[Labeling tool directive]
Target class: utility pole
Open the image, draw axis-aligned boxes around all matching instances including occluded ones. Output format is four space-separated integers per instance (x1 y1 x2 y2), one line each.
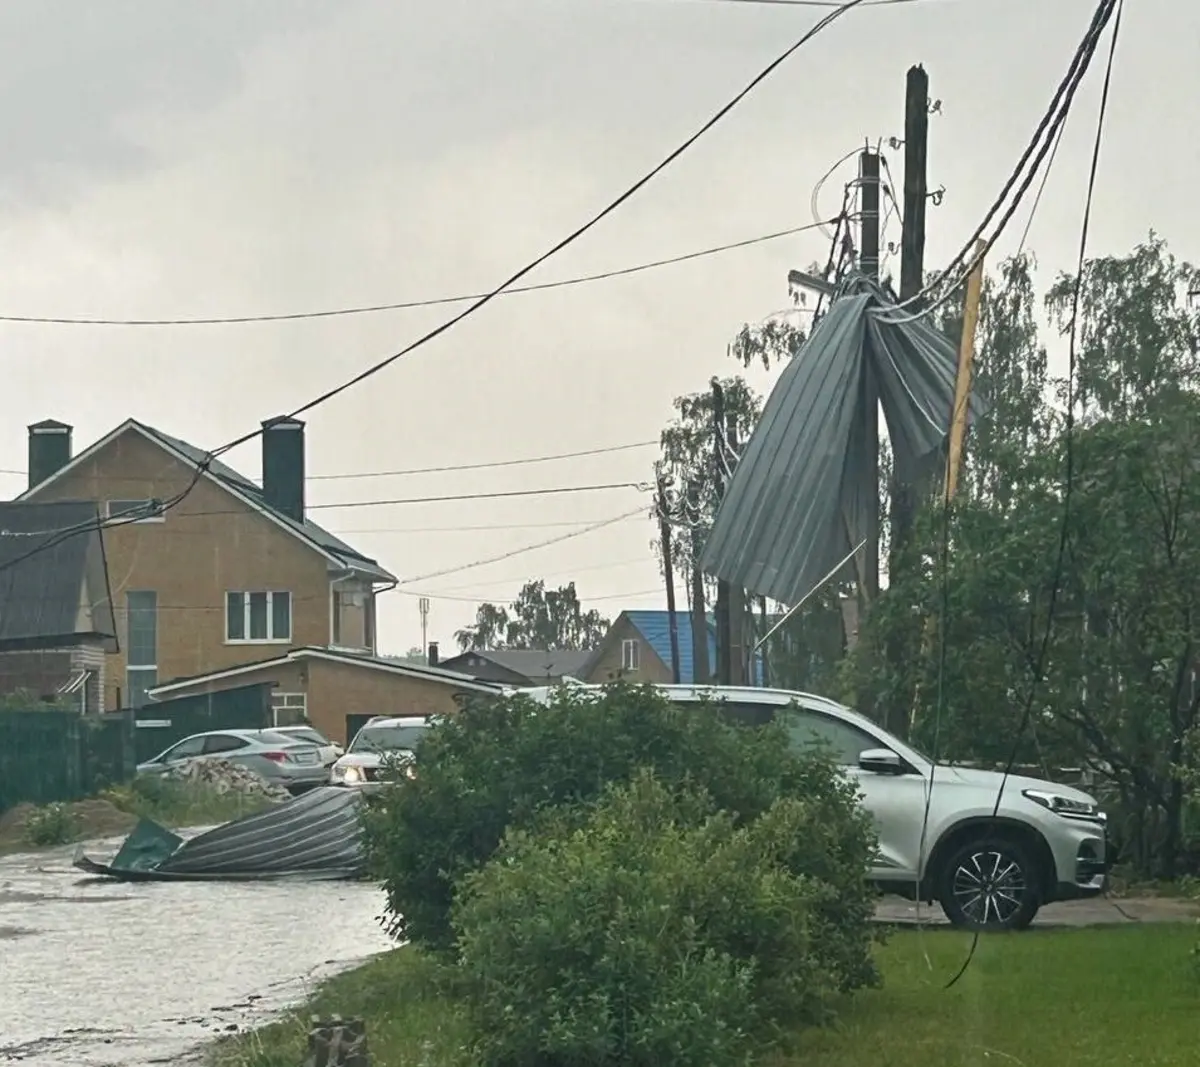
725 409 747 685
858 147 882 607
711 379 733 685
891 64 929 566
884 65 930 739
656 473 682 684
686 479 711 684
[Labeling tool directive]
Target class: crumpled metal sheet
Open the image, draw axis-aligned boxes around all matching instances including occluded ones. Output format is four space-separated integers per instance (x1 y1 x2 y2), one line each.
699 276 986 605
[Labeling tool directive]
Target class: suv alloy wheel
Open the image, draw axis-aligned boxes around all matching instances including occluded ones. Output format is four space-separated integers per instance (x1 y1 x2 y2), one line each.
937 837 1042 931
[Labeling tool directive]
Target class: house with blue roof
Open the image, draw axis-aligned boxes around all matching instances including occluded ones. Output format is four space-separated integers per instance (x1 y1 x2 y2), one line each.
578 610 763 686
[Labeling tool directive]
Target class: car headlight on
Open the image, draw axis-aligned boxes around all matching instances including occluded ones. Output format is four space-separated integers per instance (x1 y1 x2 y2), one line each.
1022 789 1104 821
333 765 363 784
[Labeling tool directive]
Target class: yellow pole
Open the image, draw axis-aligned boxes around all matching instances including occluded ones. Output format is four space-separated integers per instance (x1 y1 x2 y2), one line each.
908 240 986 735
944 239 986 502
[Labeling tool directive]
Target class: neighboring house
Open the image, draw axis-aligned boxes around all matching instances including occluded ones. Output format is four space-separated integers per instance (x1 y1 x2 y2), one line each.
147 645 500 745
16 417 396 710
579 610 767 686
0 500 118 712
434 646 593 686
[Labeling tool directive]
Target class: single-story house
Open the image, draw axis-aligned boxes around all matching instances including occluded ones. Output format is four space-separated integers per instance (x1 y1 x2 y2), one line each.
147 645 501 745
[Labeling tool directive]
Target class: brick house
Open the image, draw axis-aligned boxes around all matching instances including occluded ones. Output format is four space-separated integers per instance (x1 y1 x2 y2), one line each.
147 645 500 745
0 500 118 712
16 416 396 711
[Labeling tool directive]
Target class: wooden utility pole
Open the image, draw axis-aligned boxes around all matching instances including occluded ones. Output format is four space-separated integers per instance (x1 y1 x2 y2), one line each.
884 65 930 739
686 479 710 684
656 473 682 684
858 148 882 607
725 410 746 685
945 240 987 501
711 379 733 685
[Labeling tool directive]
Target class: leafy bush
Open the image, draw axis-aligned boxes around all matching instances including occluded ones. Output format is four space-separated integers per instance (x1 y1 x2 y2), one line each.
22 802 79 846
452 771 870 1067
362 682 879 984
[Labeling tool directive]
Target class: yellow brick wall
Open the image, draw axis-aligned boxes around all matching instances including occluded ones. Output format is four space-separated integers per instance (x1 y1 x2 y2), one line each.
26 427 333 708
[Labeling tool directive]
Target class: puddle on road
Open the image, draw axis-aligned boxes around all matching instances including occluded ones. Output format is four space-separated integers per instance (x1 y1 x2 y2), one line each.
0 843 392 1066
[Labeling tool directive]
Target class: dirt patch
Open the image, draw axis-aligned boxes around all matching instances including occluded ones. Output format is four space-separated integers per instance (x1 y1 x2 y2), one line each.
0 798 136 854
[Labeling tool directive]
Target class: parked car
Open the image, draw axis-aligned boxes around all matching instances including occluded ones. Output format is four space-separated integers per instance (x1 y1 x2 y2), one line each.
519 683 1109 932
137 729 331 793
271 725 343 767
329 716 431 792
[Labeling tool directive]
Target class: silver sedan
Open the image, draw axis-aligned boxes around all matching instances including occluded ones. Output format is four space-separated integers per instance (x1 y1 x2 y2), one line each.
137 729 330 793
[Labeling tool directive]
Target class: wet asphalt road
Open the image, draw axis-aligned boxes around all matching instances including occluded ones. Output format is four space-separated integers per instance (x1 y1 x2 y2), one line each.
0 835 392 1066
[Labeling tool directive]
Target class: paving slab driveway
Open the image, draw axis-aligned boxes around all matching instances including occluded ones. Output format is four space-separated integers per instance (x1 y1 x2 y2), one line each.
875 895 1199 927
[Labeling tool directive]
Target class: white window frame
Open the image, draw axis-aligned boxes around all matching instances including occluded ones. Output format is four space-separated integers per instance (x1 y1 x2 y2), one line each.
621 638 640 672
105 498 165 524
270 692 308 727
225 590 293 644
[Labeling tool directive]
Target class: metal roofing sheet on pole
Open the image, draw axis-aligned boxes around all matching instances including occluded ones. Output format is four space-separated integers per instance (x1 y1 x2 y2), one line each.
699 275 985 606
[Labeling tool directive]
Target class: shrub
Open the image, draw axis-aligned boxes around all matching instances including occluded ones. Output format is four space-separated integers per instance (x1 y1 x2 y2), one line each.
452 771 868 1067
362 682 879 984
22 802 79 846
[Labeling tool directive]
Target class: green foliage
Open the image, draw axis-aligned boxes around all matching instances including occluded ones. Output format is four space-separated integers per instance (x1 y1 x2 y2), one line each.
22 802 78 846
848 236 1200 878
452 771 878 1067
454 579 609 653
362 683 878 962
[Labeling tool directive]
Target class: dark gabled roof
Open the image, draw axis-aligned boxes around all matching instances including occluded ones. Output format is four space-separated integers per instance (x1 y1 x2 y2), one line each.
134 422 394 582
444 648 594 681
0 501 116 645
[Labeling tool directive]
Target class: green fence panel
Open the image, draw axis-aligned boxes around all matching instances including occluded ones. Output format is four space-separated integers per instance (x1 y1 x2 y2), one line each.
79 711 136 794
132 684 272 763
0 709 84 810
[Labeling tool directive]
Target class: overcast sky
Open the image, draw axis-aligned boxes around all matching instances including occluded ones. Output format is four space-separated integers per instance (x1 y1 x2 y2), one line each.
0 0 1194 655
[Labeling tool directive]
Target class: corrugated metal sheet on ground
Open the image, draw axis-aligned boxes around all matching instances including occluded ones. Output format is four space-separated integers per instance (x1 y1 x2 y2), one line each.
700 275 986 605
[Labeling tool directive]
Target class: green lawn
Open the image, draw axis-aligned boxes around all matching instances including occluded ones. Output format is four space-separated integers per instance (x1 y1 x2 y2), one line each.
211 924 1200 1067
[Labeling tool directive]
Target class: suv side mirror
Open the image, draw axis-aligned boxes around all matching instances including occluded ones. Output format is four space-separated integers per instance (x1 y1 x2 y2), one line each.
859 748 904 775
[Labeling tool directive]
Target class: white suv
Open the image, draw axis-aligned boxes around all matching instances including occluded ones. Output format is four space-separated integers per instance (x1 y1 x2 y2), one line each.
520 684 1108 932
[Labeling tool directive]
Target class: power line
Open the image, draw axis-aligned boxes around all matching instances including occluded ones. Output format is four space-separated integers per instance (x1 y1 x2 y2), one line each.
943 0 1122 990
433 555 653 594
690 0 935 7
329 517 647 535
0 439 659 482
875 0 1120 324
396 585 663 605
0 222 835 328
0 0 871 574
398 509 645 586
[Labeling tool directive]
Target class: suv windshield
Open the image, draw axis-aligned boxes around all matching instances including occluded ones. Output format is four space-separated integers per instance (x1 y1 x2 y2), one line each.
349 723 429 754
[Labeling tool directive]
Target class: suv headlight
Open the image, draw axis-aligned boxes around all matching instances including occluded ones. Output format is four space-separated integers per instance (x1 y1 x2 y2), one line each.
332 765 363 784
1022 789 1104 821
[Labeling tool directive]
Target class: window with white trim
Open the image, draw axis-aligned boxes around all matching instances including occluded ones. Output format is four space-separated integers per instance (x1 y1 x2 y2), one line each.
621 638 640 672
106 499 164 523
226 591 292 643
126 590 158 709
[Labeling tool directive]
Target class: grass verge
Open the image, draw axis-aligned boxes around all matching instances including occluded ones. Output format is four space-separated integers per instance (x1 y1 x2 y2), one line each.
0 777 281 854
210 924 1200 1067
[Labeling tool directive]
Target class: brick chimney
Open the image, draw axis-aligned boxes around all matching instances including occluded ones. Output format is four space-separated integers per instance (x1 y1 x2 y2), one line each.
27 420 72 491
261 416 305 523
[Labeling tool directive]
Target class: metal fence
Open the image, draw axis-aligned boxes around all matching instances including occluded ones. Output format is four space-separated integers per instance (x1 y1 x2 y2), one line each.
0 708 136 810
